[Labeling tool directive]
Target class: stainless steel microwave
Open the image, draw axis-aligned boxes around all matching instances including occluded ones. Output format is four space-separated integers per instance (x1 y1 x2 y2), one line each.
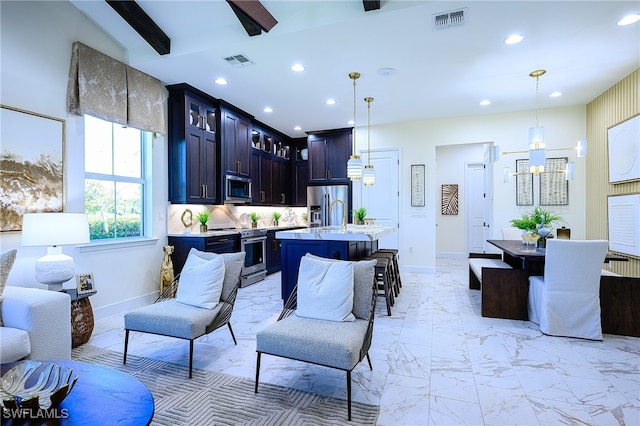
225 174 252 204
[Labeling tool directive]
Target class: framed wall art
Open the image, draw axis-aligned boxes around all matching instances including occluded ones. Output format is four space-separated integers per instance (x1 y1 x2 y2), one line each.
608 113 640 184
607 193 640 258
515 159 533 206
0 105 65 232
411 164 425 207
441 184 459 215
540 157 569 206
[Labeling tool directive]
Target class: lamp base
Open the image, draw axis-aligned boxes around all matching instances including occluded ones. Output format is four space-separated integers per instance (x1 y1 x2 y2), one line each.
35 246 75 291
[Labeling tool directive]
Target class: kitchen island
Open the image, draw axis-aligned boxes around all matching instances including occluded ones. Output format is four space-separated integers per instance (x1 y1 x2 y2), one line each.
275 225 396 301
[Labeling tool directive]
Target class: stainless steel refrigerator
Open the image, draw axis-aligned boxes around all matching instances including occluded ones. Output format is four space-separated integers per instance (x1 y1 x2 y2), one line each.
307 185 350 227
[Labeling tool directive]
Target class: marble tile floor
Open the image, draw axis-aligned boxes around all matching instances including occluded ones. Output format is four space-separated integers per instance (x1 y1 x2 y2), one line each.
89 257 639 425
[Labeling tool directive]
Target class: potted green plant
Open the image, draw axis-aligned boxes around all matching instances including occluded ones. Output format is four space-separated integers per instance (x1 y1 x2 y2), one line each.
249 212 261 228
353 207 367 225
272 211 281 227
301 212 308 224
197 210 210 233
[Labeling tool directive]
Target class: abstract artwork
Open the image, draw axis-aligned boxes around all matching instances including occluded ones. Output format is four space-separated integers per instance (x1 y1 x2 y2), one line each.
540 157 569 206
441 184 458 215
515 159 533 206
0 106 65 231
608 113 640 183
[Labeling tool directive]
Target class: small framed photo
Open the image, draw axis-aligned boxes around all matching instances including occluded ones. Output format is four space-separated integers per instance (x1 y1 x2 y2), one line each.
76 273 96 295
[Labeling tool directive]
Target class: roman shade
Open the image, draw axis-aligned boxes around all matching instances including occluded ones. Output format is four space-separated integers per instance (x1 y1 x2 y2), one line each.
67 41 165 134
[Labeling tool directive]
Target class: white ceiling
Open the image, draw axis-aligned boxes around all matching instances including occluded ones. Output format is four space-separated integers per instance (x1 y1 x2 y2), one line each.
69 1 640 138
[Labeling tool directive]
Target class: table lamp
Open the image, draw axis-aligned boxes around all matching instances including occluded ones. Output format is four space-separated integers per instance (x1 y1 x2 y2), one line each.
21 212 90 291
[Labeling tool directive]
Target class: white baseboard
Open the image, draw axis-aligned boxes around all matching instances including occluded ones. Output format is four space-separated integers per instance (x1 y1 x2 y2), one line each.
436 251 467 258
93 291 159 320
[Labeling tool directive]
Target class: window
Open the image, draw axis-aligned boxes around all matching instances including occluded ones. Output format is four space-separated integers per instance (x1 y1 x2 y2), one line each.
84 115 149 240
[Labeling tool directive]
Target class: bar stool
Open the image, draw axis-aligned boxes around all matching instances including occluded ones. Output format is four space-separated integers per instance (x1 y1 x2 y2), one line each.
376 249 402 291
368 251 400 297
365 256 393 316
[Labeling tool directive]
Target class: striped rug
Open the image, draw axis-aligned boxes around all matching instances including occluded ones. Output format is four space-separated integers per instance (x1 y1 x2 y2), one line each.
72 345 379 425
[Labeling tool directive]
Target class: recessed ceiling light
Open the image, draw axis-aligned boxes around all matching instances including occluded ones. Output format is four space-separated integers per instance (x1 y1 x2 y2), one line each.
263 107 273 113
290 64 305 72
549 91 563 98
377 67 396 77
504 34 525 45
617 14 640 26
480 100 491 106
325 99 336 105
294 126 302 131
214 78 228 85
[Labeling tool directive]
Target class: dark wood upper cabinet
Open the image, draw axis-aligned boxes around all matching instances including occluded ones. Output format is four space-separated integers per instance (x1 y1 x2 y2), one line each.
167 85 218 204
307 128 352 184
222 107 251 177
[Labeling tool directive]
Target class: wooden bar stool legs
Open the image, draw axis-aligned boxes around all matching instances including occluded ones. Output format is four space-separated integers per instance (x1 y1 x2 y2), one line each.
377 249 402 292
368 251 400 297
366 256 393 316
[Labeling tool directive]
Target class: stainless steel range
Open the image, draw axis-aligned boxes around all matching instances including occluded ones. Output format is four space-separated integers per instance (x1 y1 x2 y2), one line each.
239 228 267 287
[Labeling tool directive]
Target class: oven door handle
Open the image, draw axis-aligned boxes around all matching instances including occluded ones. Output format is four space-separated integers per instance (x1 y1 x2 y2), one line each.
242 236 266 244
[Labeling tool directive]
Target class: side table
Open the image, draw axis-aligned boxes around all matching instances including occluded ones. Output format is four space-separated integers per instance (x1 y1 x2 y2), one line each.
63 289 96 348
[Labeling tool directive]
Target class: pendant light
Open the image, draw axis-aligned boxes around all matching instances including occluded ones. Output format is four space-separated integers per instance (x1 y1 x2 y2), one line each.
362 96 375 186
528 69 546 175
346 72 363 181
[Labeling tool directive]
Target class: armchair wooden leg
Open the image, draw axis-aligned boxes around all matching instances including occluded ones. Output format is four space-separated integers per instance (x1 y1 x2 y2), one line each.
189 340 194 379
346 370 352 421
227 323 237 345
123 329 129 365
366 353 373 370
255 352 261 393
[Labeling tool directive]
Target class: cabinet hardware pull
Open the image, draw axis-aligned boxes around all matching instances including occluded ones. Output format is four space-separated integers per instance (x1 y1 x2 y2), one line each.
281 194 285 204
260 191 265 203
201 184 206 198
273 240 278 250
204 185 208 199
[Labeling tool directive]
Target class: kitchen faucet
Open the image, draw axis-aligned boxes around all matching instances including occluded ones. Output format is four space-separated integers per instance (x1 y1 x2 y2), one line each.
329 199 347 231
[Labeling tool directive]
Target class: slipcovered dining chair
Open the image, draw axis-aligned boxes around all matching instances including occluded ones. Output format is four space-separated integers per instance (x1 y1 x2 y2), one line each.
255 254 377 421
528 239 608 340
124 249 245 377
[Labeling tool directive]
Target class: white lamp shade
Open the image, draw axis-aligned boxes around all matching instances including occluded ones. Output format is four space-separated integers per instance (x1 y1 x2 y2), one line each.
22 213 90 247
347 155 363 181
577 138 587 157
529 126 545 145
529 147 546 167
363 165 375 186
565 162 575 180
503 167 512 183
492 146 500 162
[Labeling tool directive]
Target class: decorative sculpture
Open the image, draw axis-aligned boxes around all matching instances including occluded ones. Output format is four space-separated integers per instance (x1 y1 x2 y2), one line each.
160 245 175 296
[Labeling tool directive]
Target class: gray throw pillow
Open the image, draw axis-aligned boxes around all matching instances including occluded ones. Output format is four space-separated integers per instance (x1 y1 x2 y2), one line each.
0 249 17 326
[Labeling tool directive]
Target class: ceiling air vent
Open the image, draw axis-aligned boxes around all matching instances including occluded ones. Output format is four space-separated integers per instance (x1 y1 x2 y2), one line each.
224 54 255 68
432 8 467 30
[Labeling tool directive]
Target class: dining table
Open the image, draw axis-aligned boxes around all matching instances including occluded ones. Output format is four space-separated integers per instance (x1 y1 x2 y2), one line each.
482 239 637 336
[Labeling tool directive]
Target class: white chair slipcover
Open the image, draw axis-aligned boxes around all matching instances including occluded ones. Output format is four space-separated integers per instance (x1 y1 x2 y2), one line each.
528 239 608 340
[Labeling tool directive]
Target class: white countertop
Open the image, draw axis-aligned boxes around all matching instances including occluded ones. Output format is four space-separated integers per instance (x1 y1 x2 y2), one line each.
275 225 396 242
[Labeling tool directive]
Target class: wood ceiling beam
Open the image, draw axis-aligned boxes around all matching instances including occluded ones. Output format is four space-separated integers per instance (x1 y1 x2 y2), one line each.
226 0 278 36
363 1 381 12
106 0 171 55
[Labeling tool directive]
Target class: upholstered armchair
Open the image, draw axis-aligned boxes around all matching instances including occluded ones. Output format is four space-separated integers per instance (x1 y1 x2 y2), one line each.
124 250 245 377
255 254 377 420
528 239 608 340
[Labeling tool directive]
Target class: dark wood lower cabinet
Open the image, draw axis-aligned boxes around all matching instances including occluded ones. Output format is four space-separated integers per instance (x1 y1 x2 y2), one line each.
168 235 240 275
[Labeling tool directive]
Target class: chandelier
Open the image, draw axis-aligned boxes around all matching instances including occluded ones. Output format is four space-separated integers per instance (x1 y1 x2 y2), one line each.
362 97 375 186
346 72 363 181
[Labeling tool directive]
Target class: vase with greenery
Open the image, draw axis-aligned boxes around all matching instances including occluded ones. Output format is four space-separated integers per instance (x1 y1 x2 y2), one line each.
249 212 261 228
353 207 367 225
510 206 563 233
272 211 281 227
197 210 210 233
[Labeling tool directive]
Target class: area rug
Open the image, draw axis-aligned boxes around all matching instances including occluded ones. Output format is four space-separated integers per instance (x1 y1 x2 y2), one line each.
72 345 379 425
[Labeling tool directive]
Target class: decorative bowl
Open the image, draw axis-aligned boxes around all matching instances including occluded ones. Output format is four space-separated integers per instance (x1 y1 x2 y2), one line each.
0 361 78 410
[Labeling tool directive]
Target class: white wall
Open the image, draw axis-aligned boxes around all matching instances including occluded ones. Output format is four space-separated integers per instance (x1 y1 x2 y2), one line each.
358 106 586 272
0 1 168 317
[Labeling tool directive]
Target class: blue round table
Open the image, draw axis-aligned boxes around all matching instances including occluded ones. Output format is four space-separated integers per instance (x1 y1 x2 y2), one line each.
1 360 154 425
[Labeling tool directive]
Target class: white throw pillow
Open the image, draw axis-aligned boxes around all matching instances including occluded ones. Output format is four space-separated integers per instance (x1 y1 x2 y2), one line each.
296 255 355 322
176 248 225 309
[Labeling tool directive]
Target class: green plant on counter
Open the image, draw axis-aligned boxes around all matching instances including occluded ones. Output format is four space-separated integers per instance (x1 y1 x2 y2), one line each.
510 205 563 231
272 211 281 221
197 210 210 225
301 212 308 223
353 207 367 224
249 212 261 224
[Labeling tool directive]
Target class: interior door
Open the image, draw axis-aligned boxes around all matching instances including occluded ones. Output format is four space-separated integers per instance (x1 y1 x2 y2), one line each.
353 149 400 251
466 162 485 253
